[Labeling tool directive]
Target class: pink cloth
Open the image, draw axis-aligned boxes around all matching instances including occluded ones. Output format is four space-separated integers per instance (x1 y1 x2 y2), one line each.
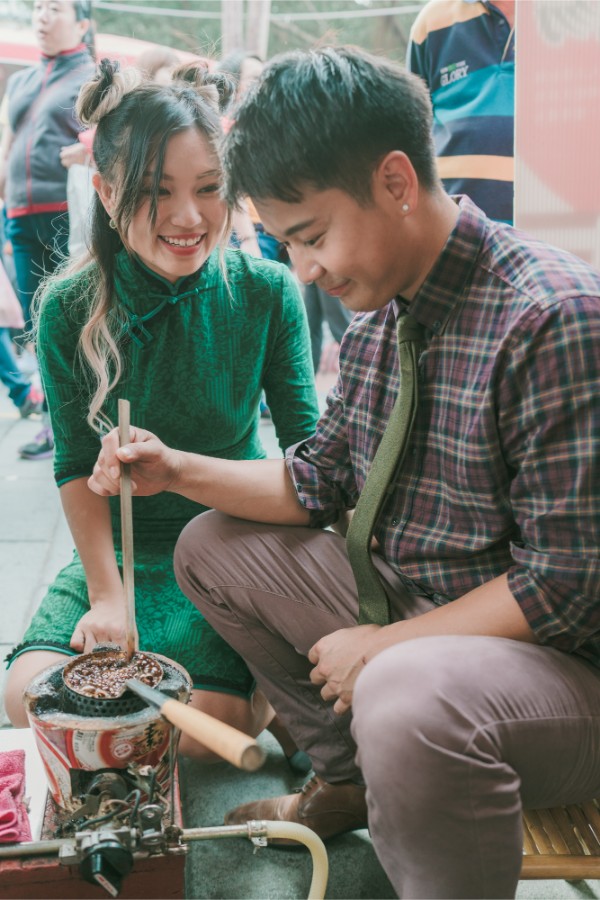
0 750 32 843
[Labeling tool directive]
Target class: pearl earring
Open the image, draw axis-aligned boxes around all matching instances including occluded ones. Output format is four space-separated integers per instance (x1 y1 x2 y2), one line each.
402 203 410 213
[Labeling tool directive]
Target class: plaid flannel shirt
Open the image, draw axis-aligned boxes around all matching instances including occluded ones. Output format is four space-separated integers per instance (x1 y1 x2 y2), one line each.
286 196 600 664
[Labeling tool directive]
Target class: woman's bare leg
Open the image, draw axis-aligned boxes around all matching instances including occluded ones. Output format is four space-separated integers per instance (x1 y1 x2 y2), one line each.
179 687 273 761
4 650 71 727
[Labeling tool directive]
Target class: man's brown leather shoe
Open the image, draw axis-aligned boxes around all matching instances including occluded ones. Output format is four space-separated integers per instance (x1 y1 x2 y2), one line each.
224 774 368 843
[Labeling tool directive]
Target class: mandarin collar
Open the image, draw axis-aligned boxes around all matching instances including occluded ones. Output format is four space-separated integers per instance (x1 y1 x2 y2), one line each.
116 249 216 309
114 250 217 348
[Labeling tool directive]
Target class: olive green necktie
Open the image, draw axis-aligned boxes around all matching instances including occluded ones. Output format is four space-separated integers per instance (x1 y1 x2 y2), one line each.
346 312 423 626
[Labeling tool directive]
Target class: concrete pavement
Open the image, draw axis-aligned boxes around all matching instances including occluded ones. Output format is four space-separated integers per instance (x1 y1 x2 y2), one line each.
0 391 73 727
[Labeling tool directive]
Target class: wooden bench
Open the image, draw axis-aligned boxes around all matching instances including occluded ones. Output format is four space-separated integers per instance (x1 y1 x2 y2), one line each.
522 801 600 879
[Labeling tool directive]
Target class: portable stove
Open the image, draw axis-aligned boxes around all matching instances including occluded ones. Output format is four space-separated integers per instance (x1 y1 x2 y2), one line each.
0 647 328 899
14 646 189 896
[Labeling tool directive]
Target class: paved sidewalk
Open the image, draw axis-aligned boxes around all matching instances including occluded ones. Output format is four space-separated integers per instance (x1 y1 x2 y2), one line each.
0 392 73 726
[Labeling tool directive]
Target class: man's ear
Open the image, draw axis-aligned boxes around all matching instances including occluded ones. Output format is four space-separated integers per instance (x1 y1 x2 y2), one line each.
93 173 115 218
374 150 418 213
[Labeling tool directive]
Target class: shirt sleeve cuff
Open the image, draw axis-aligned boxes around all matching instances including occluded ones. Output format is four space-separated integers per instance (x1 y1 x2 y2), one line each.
508 542 600 653
285 440 343 529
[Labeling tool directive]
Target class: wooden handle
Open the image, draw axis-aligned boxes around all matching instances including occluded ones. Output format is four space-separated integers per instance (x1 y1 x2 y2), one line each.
118 399 136 661
160 699 266 771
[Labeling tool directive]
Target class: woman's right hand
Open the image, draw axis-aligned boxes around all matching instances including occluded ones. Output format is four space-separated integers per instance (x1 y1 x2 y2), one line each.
70 594 135 654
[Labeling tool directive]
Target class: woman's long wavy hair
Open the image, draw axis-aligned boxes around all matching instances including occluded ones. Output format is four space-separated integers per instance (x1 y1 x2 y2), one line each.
47 58 234 433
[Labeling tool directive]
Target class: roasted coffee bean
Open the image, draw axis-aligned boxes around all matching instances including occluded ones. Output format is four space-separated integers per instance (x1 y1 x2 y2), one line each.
64 651 162 699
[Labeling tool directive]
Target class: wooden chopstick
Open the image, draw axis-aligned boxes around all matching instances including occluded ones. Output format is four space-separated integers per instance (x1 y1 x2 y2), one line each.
118 398 136 661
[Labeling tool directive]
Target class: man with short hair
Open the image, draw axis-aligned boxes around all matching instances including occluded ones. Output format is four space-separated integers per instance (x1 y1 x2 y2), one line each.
90 47 600 899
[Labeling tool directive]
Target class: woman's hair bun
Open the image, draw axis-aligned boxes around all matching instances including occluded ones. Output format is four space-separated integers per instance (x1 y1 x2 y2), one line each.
172 62 236 113
77 58 144 126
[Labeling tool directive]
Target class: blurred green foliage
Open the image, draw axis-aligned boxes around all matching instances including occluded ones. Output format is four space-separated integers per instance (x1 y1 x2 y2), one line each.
89 0 422 62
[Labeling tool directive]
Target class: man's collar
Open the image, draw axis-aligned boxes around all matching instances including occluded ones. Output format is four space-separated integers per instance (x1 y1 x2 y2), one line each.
400 195 488 337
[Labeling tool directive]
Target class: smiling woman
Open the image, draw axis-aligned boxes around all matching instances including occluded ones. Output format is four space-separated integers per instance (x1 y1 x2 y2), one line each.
95 129 226 284
3 59 319 765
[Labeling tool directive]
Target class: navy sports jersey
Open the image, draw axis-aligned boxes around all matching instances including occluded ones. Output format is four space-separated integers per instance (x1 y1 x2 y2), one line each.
408 0 514 223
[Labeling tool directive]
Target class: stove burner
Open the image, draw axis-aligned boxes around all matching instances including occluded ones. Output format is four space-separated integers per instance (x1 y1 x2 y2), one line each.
62 649 163 717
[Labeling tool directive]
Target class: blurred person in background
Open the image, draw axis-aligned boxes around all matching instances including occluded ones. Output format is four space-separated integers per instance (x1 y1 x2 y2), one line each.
217 48 284 419
303 281 353 375
0 96 43 417
0 215 43 418
407 0 515 224
0 0 95 460
216 49 266 260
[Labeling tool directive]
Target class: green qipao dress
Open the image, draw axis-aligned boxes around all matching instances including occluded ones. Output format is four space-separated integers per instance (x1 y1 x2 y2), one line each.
7 249 319 695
